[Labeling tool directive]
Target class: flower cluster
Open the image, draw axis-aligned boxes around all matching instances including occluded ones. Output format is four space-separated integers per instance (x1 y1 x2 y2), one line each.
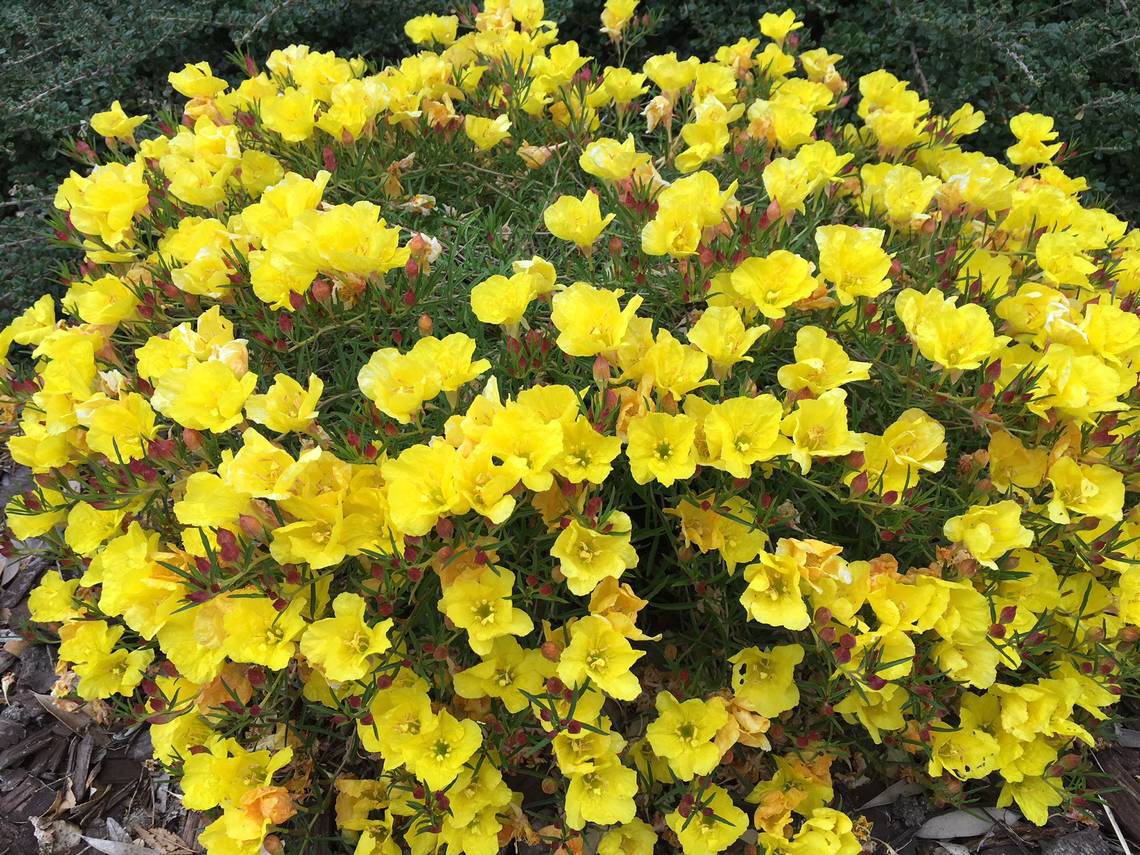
3 2 1139 854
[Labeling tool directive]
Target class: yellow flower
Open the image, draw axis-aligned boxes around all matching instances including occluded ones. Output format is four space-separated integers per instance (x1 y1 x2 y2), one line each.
64 273 140 324
696 395 790 478
626 412 698 486
453 637 554 713
438 567 534 656
988 430 1048 492
665 784 747 855
565 756 639 829
357 346 441 424
543 190 615 251
740 551 810 630
465 114 512 150
600 66 649 104
815 224 892 305
781 388 863 473
404 13 458 45
676 114 732 173
552 511 639 596
944 500 1034 568
644 51 700 93
53 160 150 247
28 571 82 623
222 595 307 670
261 87 317 142
850 408 946 498
404 709 483 791
645 691 728 780
631 329 713 399
295 202 409 276
762 807 861 855
1007 112 1063 167
414 333 490 394
168 62 228 99
834 684 907 745
598 819 657 855
554 416 623 484
245 373 323 433
896 287 1007 370
998 776 1064 827
64 501 126 556
551 282 643 356
860 162 941 228
470 272 536 330
687 306 768 379
1045 457 1124 524
579 134 651 182
90 101 147 140
730 249 819 319
759 9 803 45
777 326 871 394
641 171 736 257
299 592 393 682
383 442 461 535
600 0 639 40
557 614 645 700
151 360 258 433
75 392 157 461
729 644 803 717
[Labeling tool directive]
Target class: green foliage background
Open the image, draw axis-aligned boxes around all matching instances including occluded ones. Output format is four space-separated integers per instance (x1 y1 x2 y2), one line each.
2 0 1138 323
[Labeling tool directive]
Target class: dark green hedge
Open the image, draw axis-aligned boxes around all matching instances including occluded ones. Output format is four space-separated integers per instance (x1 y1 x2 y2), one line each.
2 0 1137 322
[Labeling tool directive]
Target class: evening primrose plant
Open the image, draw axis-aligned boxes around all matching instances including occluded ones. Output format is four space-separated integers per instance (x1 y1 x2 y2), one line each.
3 1 1139 853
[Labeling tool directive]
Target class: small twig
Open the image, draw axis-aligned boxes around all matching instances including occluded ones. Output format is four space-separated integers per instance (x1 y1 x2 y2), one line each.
1002 43 1039 86
907 42 930 95
1093 753 1136 854
886 0 929 95
238 0 300 45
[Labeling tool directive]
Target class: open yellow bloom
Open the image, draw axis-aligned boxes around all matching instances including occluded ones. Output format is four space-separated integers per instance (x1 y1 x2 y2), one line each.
552 512 639 596
543 190 614 250
465 114 512 150
565 756 638 829
151 360 258 433
626 411 698 486
815 224 892 305
896 287 1007 370
438 567 533 656
300 592 393 682
245 373 323 433
777 325 871 394
696 395 790 478
687 305 768 378
579 134 650 181
781 388 863 473
730 643 804 717
404 13 458 45
557 614 644 700
551 282 643 356
91 100 148 139
646 691 728 780
666 784 747 855
730 250 819 319
741 550 810 630
944 500 1034 568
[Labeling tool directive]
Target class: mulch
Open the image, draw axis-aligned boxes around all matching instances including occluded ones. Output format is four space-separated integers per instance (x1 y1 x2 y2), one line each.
0 456 1138 854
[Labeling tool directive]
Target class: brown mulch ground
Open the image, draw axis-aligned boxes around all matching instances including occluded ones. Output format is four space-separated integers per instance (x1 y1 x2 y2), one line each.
0 455 1138 855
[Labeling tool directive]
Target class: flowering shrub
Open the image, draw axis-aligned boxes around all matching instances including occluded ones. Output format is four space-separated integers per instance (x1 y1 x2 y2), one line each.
3 2 1139 853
